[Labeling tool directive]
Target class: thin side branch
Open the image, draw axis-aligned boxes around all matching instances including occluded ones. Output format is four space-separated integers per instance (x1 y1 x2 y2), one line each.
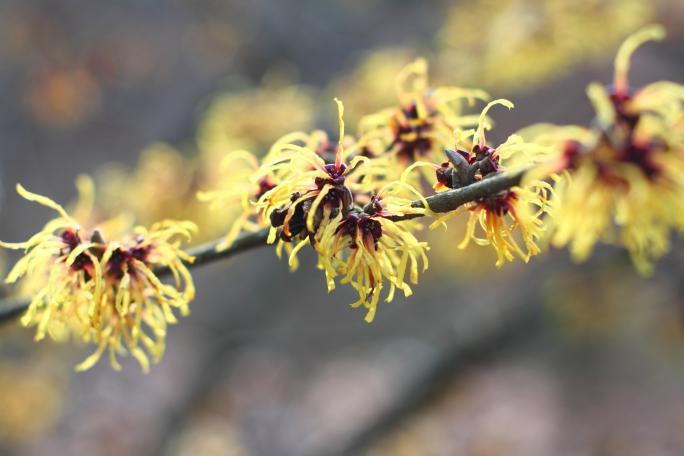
0 167 527 322
392 167 528 221
411 166 528 214
160 229 270 274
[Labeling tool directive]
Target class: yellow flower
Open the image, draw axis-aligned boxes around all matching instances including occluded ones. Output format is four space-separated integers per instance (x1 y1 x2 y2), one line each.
531 25 684 273
432 184 550 267
256 99 369 257
358 59 488 173
315 185 428 322
1 184 196 372
426 100 552 267
198 102 368 273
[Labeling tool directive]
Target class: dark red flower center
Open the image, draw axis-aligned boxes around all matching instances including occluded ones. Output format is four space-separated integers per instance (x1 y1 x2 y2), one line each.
336 212 383 250
270 171 354 243
476 190 517 217
389 100 436 162
569 88 664 181
106 245 150 279
315 163 347 188
59 228 151 280
255 177 276 200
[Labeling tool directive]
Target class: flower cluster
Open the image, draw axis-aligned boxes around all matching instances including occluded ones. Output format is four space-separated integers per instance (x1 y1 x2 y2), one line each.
315 189 428 322
358 59 488 175
527 25 684 274
200 92 437 321
200 58 552 318
1 184 196 371
2 24 684 373
254 99 429 321
406 99 552 267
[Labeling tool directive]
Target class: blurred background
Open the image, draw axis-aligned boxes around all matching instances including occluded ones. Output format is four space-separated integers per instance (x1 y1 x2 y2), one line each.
1 0 684 454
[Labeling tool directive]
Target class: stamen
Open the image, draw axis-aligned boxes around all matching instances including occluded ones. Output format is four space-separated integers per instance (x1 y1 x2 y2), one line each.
395 58 428 106
16 183 76 224
475 99 514 149
333 97 345 170
614 25 665 96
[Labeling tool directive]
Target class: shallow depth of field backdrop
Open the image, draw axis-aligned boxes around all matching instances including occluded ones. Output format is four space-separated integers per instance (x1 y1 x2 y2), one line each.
1 1 684 455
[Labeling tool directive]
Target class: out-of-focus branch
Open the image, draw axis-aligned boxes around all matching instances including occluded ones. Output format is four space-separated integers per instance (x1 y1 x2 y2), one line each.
0 167 528 322
336 297 543 456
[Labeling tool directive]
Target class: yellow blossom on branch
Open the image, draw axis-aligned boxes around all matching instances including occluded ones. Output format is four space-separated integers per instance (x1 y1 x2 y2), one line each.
409 99 552 267
433 184 550 267
358 58 488 178
316 185 428 322
529 25 684 274
0 184 196 372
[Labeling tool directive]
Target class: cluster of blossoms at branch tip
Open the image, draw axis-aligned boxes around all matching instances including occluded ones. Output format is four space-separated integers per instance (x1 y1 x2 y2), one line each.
0 183 196 372
407 99 552 267
525 25 684 274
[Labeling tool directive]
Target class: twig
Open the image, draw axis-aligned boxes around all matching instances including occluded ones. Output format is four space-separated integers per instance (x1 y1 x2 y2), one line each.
410 166 528 214
0 167 528 322
158 228 270 274
390 167 528 221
